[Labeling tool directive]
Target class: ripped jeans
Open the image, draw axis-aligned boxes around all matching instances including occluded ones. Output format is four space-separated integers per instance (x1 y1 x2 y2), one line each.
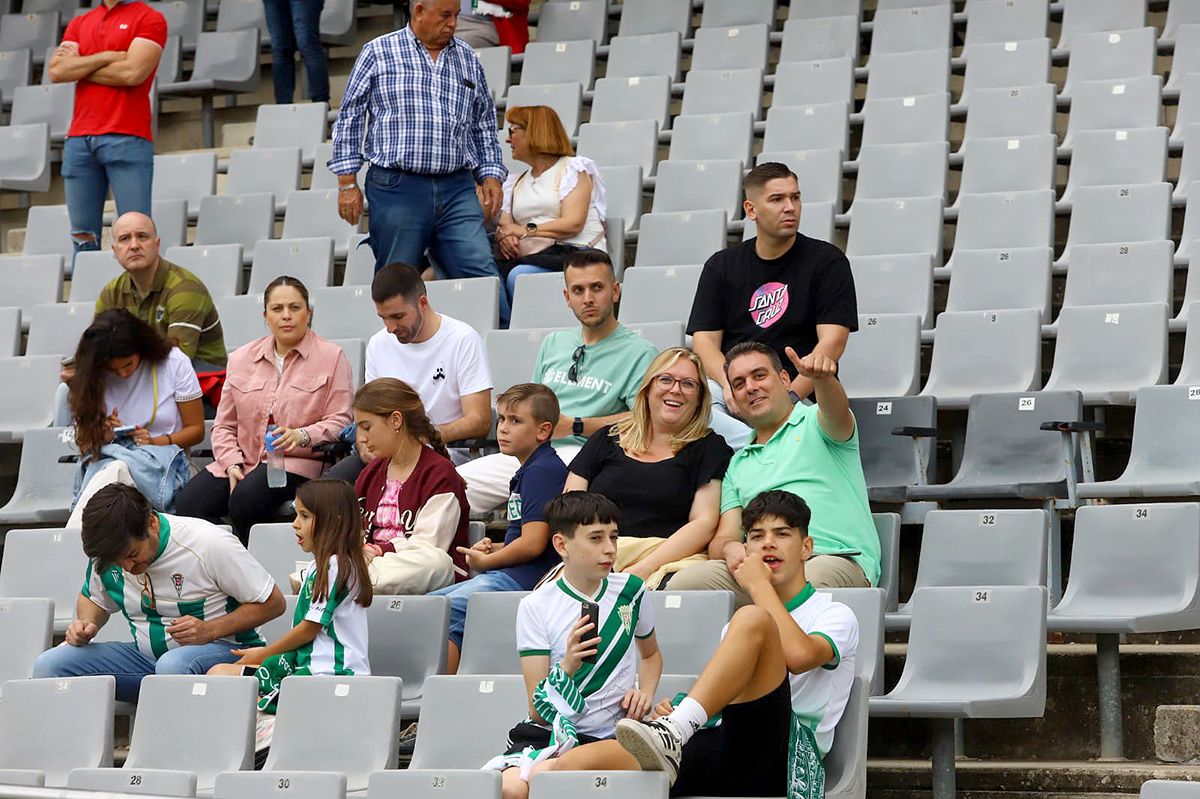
62 134 154 261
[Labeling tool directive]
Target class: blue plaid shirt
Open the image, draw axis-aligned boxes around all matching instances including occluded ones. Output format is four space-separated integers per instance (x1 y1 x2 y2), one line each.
329 27 506 183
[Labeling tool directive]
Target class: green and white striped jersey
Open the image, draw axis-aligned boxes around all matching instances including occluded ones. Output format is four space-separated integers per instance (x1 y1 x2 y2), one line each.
516 572 655 738
82 514 275 659
291 555 370 676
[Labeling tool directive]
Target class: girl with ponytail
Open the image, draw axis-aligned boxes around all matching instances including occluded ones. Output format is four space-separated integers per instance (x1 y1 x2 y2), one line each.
351 378 471 594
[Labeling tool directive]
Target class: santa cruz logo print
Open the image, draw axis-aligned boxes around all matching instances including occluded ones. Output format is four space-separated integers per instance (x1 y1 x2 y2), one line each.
748 282 789 329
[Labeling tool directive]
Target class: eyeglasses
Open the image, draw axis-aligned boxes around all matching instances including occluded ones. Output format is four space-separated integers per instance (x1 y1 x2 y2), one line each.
653 374 701 394
506 125 525 137
568 344 585 383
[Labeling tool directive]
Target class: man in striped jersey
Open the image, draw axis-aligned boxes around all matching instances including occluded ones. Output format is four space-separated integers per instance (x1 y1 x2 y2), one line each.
32 484 287 702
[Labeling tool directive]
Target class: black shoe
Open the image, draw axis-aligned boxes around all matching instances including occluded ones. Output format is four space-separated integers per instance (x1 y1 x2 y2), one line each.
398 722 418 759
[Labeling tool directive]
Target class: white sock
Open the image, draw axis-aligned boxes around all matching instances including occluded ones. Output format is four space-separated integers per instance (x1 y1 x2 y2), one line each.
665 697 708 745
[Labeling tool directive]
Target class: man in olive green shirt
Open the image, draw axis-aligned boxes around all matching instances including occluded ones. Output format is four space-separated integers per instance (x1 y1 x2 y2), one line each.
669 341 878 605
96 212 227 370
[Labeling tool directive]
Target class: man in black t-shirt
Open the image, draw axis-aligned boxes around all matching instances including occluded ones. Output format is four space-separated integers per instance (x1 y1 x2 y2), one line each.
687 162 858 449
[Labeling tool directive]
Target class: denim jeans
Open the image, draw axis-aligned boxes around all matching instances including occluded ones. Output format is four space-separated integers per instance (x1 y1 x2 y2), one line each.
62 134 153 258
428 570 524 648
262 0 329 104
365 166 510 326
32 640 240 702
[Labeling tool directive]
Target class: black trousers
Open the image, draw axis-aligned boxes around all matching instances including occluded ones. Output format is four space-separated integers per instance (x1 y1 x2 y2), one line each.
175 467 308 545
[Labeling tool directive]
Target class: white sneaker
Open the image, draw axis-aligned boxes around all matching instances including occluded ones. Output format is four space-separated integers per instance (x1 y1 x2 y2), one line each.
615 717 683 784
254 711 275 753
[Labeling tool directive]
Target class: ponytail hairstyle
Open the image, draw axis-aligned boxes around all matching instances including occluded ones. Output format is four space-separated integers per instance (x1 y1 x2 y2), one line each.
353 378 449 459
294 479 373 607
70 309 174 458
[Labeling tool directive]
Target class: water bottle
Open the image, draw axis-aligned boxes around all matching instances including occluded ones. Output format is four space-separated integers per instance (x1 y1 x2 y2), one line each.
266 413 287 489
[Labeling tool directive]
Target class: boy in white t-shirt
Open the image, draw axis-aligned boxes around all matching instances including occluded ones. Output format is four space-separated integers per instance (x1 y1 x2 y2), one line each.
615 490 859 799
485 492 664 799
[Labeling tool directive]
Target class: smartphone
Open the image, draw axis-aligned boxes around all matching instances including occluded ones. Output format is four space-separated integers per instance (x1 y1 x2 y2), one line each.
113 424 136 440
581 601 600 664
240 665 258 678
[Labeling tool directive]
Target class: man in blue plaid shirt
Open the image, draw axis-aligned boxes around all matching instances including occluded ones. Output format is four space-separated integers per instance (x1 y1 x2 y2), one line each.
330 0 510 324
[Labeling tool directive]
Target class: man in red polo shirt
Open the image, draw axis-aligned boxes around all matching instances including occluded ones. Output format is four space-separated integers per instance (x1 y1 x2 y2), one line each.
48 0 166 259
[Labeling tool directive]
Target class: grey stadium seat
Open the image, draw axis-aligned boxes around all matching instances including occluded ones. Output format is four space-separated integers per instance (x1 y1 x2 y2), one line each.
26 301 93 357
945 247 1053 321
870 5 953 54
0 122 49 192
409 675 528 769
680 67 764 120
0 676 114 788
248 522 308 594
511 272 578 330
0 12 58 62
963 0 1048 46
341 233 375 286
308 285 379 341
476 45 510 99
164 244 243 298
850 254 934 327
67 251 122 303
948 190 1056 267
633 211 727 268
458 591 529 675
1060 127 1167 208
0 307 18 357
864 49 951 103
425 276 501 335
1172 74 1200 148
1162 0 1200 48
215 771 345 799
649 591 734 675
158 30 261 148
535 0 608 43
771 57 856 109
282 189 359 258
699 0 775 28
626 320 685 352
668 111 754 165
225 146 302 211
1059 241 1174 315
849 142 948 213
616 0 691 38
0 254 62 324
248 236 334 294
22 206 71 259
332 338 363 388
851 396 938 504
789 0 863 21
530 772 668 798
520 39 594 90
652 159 743 218
690 24 769 72
579 118 659 174
152 151 216 218
838 313 922 398
1060 26 1156 101
1173 125 1200 205
589 75 670 131
824 588 885 694
825 676 870 799
757 147 842 206
1165 24 1200 98
485 326 561 394
919 309 1042 408
954 135 1056 203
10 83 72 143
1056 0 1147 54
1056 182 1171 268
859 92 950 148
214 0 268 37
195 193 275 262
1177 192 1200 263
368 596 449 716
618 264 704 324
0 527 87 631
216 293 267 350
1061 76 1162 152
603 32 681 82
845 197 944 265
0 47 32 108
0 598 52 686
151 198 188 250
153 0 204 51
959 38 1052 108
762 102 851 157
0 425 76 523
369 770 498 799
960 83 1056 146
505 82 582 136
779 16 859 62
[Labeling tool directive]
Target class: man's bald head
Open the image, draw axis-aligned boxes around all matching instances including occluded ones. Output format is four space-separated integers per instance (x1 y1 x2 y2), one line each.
112 212 161 274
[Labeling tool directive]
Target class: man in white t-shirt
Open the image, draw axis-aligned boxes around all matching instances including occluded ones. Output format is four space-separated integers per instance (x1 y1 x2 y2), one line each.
32 483 287 702
326 262 494 480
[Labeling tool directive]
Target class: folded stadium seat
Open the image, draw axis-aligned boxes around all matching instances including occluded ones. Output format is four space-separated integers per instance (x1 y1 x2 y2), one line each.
958 38 1052 109
225 146 302 212
0 360 64 443
253 103 327 168
651 159 743 218
885 509 1049 631
367 596 448 717
849 142 948 216
476 44 510 100
845 196 944 265
485 326 562 394
824 675 870 799
624 320 684 351
756 148 843 208
1060 26 1157 102
215 0 268 39
689 24 769 72
1056 0 1147 55
247 236 334 294
24 0 74 17
505 82 582 136
762 101 851 158
603 32 681 82
1058 241 1174 318
68 250 122 303
340 233 374 286
869 5 953 55
156 0 205 52
68 675 256 796
0 307 18 356
318 0 356 46
778 16 860 62
510 272 579 329
329 337 364 388
158 29 262 149
0 675 114 788
1176 192 1200 265
648 591 734 675
633 210 727 268
7 253 64 301
10 82 72 143
963 0 1048 45
946 190 1056 270
864 49 951 102
679 67 764 120
668 111 754 165
858 92 950 149
310 142 369 192
1049 502 1200 760
1163 0 1200 47
0 12 59 63
771 58 856 110
247 522 306 594
952 134 1056 207
617 264 703 325
216 772 344 799
456 591 529 675
944 247 1053 321
157 33 182 83
153 151 216 220
535 0 608 44
520 38 595 90
531 772 668 798
163 244 243 298
849 255 934 329
0 122 49 193
195 193 275 263
1177 294 1200 343
699 0 775 28
151 197 187 250
214 293 267 350
26 301 93 357
1056 182 1170 269
850 395 938 504
1166 25 1200 98
824 587 885 694
0 47 32 108
0 527 88 630
919 308 1042 408
306 285 378 341
616 0 691 38
596 164 643 232
424 276 502 335
870 586 1047 799
958 83 1056 149
1060 126 1168 208
875 0 953 8
579 118 659 173
1175 125 1200 207
254 676 402 793
839 314 921 398
789 0 862 21
0 598 52 686
1061 76 1162 153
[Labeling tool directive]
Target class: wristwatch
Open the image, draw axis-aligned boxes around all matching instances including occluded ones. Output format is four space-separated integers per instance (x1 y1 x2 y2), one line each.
572 417 584 436
525 222 538 238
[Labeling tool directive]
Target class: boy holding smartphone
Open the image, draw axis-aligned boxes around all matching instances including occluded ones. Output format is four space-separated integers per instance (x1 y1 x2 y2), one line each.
486 492 663 799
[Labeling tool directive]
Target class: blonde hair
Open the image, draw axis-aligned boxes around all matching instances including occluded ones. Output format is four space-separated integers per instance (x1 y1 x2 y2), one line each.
353 378 449 459
609 348 712 455
506 105 574 158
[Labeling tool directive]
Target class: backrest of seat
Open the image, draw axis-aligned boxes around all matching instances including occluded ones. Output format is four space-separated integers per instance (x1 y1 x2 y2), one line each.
823 589 884 694
368 596 448 701
619 264 704 324
617 0 691 37
156 0 204 48
845 196 944 261
282 189 358 255
26 301 92 358
511 272 578 330
953 190 1055 252
852 141 949 206
248 523 307 594
780 16 859 62
633 211 728 267
1061 25 1156 98
871 5 953 53
851 396 937 495
849 254 934 325
152 151 216 215
913 510 1048 595
649 591 733 675
0 46 32 106
823 675 869 798
225 145 302 204
0 598 52 685
1061 183 1171 264
0 307 18 357
962 83 1056 142
626 321 684 352
955 391 1083 486
860 92 950 147
1061 127 1168 204
0 12 58 54
189 29 260 85
957 134 1057 197
22 203 72 258
652 159 744 217
1122 385 1200 474
1063 76 1162 149
215 293 267 350
248 236 334 293
578 117 658 173
690 24 769 71
506 82 583 136
603 33 680 83
670 111 754 164
331 337 365 388
426 276 501 335
521 39 595 89
10 82 73 139
944 247 1053 321
0 528 87 620
700 0 774 28
0 427 77 516
164 244 242 298
409 675 528 770
923 309 1042 403
536 0 607 44
964 0 1049 46
789 0 862 21
308 285 379 341
195 192 275 259
773 58 856 109
838 313 921 398
0 675 115 785
874 513 901 613
254 102 327 164
680 67 764 119
214 0 266 33
0 254 62 317
68 251 122 304
486 327 560 394
1058 0 1147 51
1062 241 1174 310
476 44 510 99
458 591 529 675
960 38 1052 105
865 48 951 101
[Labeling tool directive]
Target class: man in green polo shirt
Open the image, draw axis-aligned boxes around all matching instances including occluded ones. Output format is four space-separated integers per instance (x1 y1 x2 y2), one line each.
669 341 878 604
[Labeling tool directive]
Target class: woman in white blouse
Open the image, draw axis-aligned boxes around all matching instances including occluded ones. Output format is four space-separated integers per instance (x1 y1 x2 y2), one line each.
494 104 608 300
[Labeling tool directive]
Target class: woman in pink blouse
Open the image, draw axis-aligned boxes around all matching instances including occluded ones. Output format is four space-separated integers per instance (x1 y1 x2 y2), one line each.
175 276 354 544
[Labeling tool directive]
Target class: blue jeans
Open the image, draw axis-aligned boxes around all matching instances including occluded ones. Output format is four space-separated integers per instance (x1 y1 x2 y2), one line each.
262 0 329 104
32 640 240 703
505 263 558 306
364 166 510 326
62 134 154 259
429 570 524 649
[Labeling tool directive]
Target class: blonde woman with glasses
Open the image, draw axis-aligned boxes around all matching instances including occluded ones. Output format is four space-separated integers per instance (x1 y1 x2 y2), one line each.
564 347 733 588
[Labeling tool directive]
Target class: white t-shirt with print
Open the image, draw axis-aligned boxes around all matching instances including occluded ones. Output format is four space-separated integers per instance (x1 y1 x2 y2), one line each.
103 347 202 438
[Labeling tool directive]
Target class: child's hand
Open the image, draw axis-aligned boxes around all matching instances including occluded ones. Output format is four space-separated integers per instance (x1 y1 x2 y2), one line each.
455 543 491 571
621 688 654 721
733 552 772 594
231 646 267 666
560 615 601 676
364 543 383 559
651 697 675 719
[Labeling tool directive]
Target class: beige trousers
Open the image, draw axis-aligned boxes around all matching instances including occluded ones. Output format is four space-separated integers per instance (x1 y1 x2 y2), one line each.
616 537 709 591
666 554 869 607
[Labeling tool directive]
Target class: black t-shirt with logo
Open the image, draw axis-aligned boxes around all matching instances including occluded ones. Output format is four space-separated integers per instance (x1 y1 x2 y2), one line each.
686 235 858 367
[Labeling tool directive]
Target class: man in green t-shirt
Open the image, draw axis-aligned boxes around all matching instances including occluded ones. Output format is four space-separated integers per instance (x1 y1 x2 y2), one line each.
669 342 878 605
457 249 657 512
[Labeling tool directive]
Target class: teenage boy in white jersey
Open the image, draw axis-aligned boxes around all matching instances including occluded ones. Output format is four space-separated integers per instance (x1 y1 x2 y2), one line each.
32 483 287 702
485 491 663 799
615 490 858 799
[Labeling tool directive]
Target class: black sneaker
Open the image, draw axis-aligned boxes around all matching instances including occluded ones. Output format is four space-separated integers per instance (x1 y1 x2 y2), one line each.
615 717 683 784
398 722 418 758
